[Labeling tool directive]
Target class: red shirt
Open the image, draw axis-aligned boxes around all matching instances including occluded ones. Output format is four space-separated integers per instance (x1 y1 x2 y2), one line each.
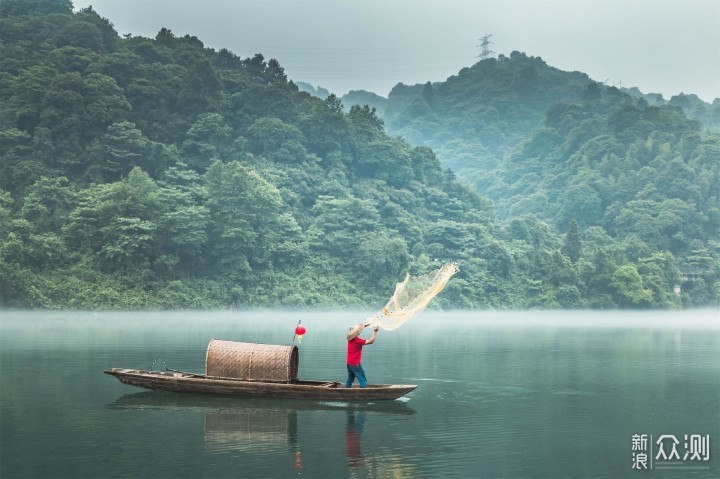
347 337 367 366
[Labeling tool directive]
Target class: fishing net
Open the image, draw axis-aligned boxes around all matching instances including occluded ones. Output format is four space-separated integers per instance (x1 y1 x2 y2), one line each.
364 263 459 331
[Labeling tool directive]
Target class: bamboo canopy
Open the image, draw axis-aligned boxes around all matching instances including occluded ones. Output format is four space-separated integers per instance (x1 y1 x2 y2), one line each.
205 340 299 383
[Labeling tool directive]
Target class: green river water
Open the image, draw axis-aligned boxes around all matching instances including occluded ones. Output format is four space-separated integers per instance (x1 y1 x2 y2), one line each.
1 310 718 478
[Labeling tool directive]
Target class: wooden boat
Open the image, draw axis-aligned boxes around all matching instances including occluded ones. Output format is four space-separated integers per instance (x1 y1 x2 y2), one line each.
106 339 416 400
104 368 417 401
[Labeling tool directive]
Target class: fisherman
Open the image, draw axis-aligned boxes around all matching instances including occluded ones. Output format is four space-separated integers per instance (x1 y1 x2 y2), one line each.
345 323 379 388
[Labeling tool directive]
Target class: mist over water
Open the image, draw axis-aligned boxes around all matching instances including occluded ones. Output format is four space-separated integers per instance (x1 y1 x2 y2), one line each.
1 310 718 478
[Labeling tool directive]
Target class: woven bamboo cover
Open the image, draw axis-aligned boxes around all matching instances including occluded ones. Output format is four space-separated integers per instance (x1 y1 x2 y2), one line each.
205 340 299 382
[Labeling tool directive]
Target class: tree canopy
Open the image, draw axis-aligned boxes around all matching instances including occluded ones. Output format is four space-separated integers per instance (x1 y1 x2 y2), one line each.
0 1 717 309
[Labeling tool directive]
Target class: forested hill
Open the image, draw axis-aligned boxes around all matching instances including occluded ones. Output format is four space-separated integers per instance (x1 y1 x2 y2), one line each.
342 52 720 174
373 52 594 173
0 1 717 309
342 53 720 307
0 0 495 309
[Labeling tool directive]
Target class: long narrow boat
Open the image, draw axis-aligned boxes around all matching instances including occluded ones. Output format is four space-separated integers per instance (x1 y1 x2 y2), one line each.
104 368 417 401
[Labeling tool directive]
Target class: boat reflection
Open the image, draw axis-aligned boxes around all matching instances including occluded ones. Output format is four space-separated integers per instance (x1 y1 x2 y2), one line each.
107 391 417 415
107 392 417 474
203 407 298 453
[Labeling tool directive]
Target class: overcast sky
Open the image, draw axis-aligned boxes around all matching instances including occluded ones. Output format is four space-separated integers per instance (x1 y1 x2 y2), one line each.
72 0 719 102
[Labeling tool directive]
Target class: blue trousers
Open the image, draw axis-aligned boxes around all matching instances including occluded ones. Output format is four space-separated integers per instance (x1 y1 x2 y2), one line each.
345 364 368 388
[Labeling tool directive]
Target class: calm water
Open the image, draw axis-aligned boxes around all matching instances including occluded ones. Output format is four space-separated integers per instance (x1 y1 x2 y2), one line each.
1 310 718 478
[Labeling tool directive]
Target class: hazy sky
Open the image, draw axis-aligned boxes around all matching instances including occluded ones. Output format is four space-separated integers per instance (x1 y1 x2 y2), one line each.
72 0 719 102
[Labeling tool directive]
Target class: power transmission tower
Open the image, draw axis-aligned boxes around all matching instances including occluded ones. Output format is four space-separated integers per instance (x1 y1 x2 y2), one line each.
477 34 495 60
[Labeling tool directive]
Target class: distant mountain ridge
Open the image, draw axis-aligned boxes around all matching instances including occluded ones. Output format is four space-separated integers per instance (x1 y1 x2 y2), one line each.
621 88 720 133
295 81 330 100
329 56 720 136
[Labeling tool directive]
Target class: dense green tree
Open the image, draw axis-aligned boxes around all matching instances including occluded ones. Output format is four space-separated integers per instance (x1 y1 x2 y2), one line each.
561 219 582 263
353 234 411 289
558 184 602 227
62 168 161 271
182 113 232 170
0 0 72 16
156 204 208 271
307 195 382 259
247 117 305 157
74 6 120 53
637 252 681 308
296 94 349 158
54 20 105 52
352 137 413 187
611 264 653 307
20 176 75 232
204 160 284 278
98 216 156 270
1 2 716 309
349 104 385 137
97 121 152 180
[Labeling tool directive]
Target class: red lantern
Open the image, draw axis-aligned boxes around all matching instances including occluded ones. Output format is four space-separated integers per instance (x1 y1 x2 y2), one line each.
295 324 306 343
293 451 303 469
